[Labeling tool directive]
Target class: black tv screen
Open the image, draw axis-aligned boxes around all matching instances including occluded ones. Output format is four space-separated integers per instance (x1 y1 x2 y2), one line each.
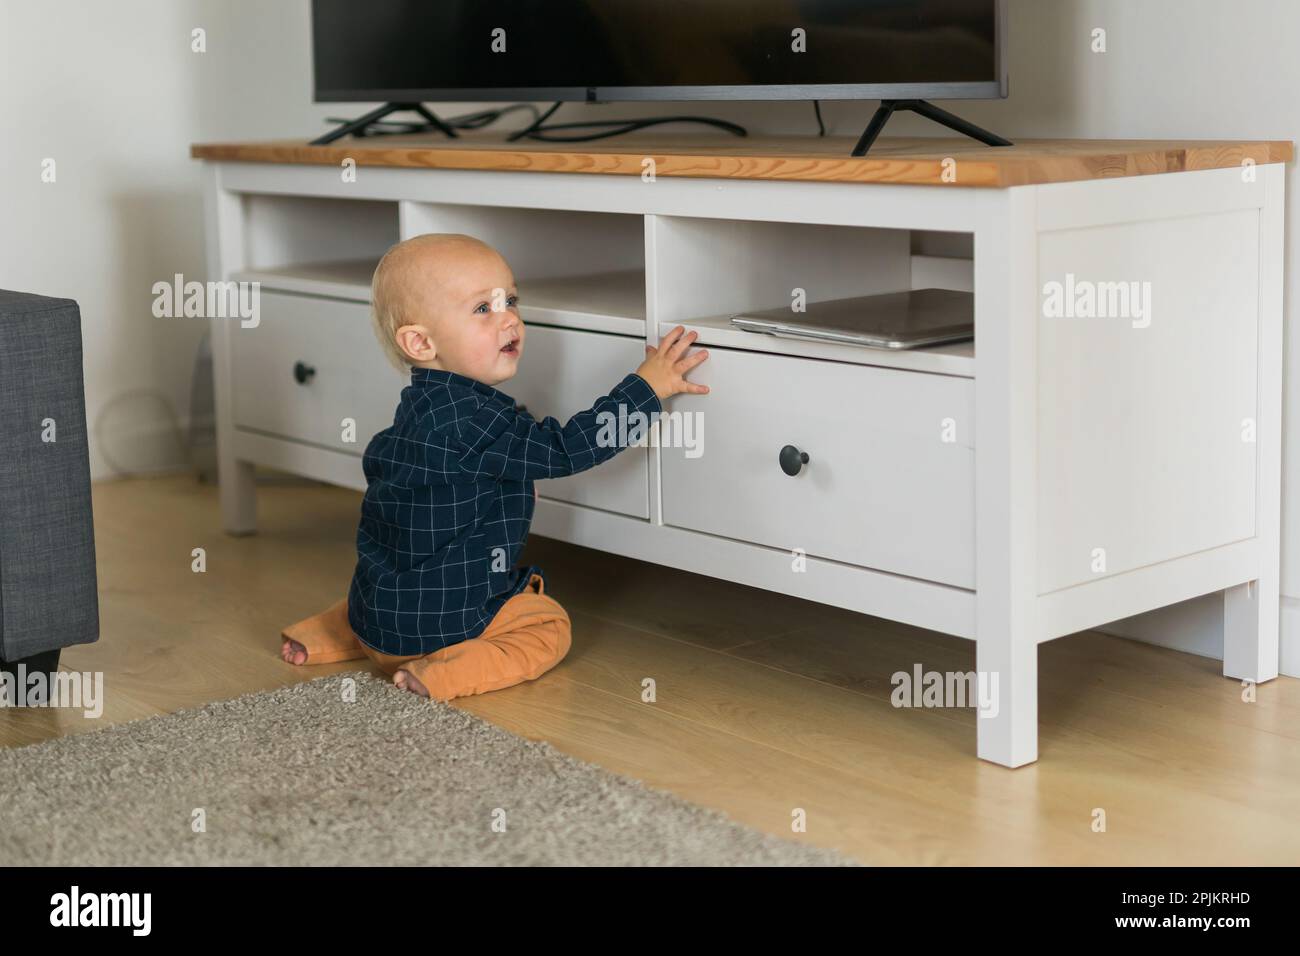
312 0 1006 103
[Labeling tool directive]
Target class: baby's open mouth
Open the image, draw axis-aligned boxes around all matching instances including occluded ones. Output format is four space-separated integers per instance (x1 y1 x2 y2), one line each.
500 337 519 355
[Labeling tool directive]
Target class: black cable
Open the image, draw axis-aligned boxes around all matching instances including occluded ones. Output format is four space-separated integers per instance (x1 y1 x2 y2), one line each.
508 102 746 143
326 100 748 144
518 117 748 142
322 103 543 137
813 99 825 136
505 102 565 141
444 103 542 130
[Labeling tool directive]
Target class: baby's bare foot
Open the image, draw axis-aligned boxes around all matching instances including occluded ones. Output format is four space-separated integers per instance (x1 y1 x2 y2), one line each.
393 668 430 698
281 638 309 665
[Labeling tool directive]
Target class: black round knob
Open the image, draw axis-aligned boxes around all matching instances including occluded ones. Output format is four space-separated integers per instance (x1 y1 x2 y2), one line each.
779 444 809 476
293 361 316 384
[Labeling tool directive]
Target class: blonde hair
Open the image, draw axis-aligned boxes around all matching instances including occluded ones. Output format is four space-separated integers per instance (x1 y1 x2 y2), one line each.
369 233 493 372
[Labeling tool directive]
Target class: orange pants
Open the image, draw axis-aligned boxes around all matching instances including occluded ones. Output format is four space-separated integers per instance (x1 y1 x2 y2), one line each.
281 573 572 702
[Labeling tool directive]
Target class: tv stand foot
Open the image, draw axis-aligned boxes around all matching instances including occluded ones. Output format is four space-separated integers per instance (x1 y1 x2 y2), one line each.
310 103 458 146
852 99 1012 157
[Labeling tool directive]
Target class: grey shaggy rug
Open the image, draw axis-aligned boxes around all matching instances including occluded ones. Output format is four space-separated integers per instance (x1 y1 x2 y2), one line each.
0 673 858 866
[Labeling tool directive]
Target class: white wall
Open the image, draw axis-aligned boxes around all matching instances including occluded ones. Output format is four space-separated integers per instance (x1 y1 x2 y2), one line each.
2 1 205 477
4 0 1296 664
1 0 346 478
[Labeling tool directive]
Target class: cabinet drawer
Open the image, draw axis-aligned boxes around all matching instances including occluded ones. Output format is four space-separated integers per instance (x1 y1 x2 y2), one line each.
231 290 405 453
505 324 650 519
660 347 975 588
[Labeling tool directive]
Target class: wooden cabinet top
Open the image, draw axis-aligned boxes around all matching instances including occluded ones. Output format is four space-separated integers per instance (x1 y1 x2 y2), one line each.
191 132 1292 188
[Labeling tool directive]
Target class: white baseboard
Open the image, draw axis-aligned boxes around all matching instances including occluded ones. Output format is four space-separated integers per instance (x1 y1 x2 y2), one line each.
1280 596 1300 677
1097 592 1300 678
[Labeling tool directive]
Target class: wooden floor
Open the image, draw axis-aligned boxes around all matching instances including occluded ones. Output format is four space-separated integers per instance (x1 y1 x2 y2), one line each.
4 474 1298 865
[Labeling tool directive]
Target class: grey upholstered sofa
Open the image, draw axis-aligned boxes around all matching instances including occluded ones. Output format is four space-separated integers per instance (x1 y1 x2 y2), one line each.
0 290 99 682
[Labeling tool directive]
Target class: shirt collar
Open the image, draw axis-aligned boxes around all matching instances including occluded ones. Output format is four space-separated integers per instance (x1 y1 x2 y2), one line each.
409 366 519 407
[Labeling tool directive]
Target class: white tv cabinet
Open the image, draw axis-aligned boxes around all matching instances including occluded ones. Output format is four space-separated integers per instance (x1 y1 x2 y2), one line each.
194 134 1291 767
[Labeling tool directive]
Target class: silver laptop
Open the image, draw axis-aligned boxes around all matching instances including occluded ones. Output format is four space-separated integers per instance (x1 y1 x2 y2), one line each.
729 288 973 350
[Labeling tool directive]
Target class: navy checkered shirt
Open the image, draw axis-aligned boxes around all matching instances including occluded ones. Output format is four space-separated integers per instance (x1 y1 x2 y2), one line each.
348 365 662 656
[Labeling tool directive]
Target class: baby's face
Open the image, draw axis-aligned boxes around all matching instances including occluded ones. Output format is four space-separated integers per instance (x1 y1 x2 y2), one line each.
407 242 524 386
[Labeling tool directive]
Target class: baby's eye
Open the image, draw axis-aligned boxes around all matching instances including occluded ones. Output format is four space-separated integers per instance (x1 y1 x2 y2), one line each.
473 295 519 314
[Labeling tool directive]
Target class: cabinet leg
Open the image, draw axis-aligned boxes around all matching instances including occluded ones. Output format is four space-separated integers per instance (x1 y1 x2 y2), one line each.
1223 579 1279 683
220 456 257 536
976 631 1038 767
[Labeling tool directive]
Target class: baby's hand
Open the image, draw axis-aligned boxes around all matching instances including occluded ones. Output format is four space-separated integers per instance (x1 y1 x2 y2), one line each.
636 326 710 402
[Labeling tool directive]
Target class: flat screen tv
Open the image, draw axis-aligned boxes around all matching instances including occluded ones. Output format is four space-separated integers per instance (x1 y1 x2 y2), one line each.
311 0 1007 104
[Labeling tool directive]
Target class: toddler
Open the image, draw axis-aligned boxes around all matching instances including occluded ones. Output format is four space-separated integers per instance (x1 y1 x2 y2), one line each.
280 233 709 700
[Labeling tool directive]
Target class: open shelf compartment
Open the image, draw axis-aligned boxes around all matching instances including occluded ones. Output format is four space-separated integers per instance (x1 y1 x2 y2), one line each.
648 216 975 377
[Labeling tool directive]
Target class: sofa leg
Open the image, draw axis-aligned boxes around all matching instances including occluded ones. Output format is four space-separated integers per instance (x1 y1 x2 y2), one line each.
0 647 62 686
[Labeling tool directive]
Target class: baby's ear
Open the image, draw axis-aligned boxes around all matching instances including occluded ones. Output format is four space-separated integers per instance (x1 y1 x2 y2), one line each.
395 324 435 363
